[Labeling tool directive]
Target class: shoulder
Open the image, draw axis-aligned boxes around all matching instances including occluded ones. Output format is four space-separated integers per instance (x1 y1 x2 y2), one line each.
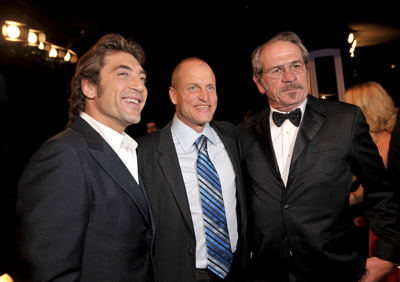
210 120 238 137
307 95 358 113
238 109 268 132
137 129 163 148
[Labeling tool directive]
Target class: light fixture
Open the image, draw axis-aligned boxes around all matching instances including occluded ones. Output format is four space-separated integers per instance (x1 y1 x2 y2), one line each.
0 273 14 282
49 46 58 57
348 32 356 58
64 49 78 63
352 39 357 49
1 20 78 64
48 44 67 59
1 20 29 42
28 29 46 46
348 32 354 44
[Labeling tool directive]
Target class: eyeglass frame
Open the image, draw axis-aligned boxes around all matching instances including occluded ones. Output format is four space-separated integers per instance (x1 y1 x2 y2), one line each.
258 60 307 79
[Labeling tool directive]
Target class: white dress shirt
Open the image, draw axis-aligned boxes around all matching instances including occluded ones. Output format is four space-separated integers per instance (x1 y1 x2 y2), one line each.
171 115 238 269
270 99 307 186
80 112 139 183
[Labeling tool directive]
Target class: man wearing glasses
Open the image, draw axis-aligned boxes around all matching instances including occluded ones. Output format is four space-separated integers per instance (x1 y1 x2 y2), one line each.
238 31 400 282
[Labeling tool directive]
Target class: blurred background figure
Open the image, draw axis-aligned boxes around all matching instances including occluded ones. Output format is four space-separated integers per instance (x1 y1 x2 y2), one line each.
345 81 399 282
146 121 159 134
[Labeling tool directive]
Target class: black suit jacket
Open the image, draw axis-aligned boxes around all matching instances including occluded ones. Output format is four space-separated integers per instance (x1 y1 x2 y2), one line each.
388 111 400 192
15 116 155 282
137 120 248 282
238 95 400 282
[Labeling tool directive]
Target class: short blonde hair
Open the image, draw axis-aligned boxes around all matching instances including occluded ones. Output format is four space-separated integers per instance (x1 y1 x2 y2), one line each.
345 81 398 133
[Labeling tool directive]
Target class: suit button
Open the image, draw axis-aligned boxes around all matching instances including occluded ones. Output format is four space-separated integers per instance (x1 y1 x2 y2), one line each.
187 248 194 255
283 204 290 210
281 235 287 242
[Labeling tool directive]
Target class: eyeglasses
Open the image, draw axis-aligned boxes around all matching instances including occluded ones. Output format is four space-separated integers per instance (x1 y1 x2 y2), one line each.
259 61 306 79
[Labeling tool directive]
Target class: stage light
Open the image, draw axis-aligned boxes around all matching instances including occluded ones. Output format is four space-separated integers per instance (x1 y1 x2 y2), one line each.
1 20 28 42
49 46 57 57
65 49 78 63
348 32 354 44
28 29 46 46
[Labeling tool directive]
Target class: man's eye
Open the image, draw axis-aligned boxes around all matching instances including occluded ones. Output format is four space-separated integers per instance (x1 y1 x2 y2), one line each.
270 68 281 74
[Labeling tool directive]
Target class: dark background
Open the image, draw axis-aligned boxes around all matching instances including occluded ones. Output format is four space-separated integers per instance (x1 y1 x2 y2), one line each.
1 0 400 276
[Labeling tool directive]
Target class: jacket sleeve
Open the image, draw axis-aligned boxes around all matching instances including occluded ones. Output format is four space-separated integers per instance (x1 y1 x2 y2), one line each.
15 139 89 282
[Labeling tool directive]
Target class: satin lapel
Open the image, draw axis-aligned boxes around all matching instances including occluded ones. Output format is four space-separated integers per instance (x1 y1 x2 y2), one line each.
291 96 326 166
71 117 151 224
157 127 195 235
252 109 280 175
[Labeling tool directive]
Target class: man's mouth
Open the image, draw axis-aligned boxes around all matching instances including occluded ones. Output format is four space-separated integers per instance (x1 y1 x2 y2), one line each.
123 98 139 104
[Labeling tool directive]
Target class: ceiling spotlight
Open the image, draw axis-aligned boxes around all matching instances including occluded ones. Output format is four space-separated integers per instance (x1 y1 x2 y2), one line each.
1 20 28 42
65 49 78 63
64 52 71 62
348 33 354 44
28 29 46 46
49 46 57 57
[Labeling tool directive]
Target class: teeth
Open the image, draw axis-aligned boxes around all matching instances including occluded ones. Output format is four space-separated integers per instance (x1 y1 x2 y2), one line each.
124 98 139 104
195 105 210 108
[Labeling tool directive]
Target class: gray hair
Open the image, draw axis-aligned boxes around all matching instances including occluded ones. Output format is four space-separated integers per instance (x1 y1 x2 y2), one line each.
251 31 310 83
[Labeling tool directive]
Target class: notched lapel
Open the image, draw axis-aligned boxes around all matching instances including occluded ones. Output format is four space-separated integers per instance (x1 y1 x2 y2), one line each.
89 144 152 225
72 116 152 223
157 128 195 235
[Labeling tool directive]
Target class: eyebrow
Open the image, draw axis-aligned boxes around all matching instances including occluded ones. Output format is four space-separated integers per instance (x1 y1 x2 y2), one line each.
269 60 303 70
112 64 147 76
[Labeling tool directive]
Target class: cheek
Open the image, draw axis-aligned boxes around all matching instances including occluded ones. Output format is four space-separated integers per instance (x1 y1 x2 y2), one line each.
211 94 218 105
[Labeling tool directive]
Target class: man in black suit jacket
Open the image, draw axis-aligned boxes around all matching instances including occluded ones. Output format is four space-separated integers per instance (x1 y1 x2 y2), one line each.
238 31 400 282
137 57 248 282
15 34 155 282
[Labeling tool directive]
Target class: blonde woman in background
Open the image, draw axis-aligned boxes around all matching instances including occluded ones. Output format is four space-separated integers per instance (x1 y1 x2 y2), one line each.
345 81 399 282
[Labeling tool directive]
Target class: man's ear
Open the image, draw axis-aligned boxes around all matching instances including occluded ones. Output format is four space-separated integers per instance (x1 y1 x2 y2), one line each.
169 86 177 105
81 78 96 99
253 75 267 94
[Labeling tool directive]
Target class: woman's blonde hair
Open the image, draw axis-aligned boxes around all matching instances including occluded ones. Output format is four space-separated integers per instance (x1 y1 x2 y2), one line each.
345 81 398 133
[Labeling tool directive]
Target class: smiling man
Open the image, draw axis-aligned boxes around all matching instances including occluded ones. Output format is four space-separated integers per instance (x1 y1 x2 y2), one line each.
15 33 155 282
137 57 248 282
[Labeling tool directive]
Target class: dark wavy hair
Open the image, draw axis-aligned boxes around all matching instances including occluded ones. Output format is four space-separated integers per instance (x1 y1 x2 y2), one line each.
68 33 145 124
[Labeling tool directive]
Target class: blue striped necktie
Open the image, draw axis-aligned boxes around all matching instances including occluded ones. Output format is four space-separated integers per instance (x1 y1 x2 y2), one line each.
194 134 233 278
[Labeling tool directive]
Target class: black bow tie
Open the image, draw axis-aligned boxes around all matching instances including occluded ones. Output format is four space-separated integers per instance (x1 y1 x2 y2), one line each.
272 108 302 127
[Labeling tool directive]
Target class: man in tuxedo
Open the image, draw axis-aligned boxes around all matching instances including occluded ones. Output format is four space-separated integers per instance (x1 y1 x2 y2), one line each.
238 31 400 282
137 57 248 282
15 33 155 282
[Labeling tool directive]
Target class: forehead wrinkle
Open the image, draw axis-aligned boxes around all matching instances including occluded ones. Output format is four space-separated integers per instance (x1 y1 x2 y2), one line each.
269 59 303 69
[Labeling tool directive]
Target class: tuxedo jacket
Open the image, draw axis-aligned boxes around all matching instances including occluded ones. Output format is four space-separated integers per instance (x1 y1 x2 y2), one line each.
15 116 155 282
137 120 248 282
388 111 400 192
238 95 400 282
